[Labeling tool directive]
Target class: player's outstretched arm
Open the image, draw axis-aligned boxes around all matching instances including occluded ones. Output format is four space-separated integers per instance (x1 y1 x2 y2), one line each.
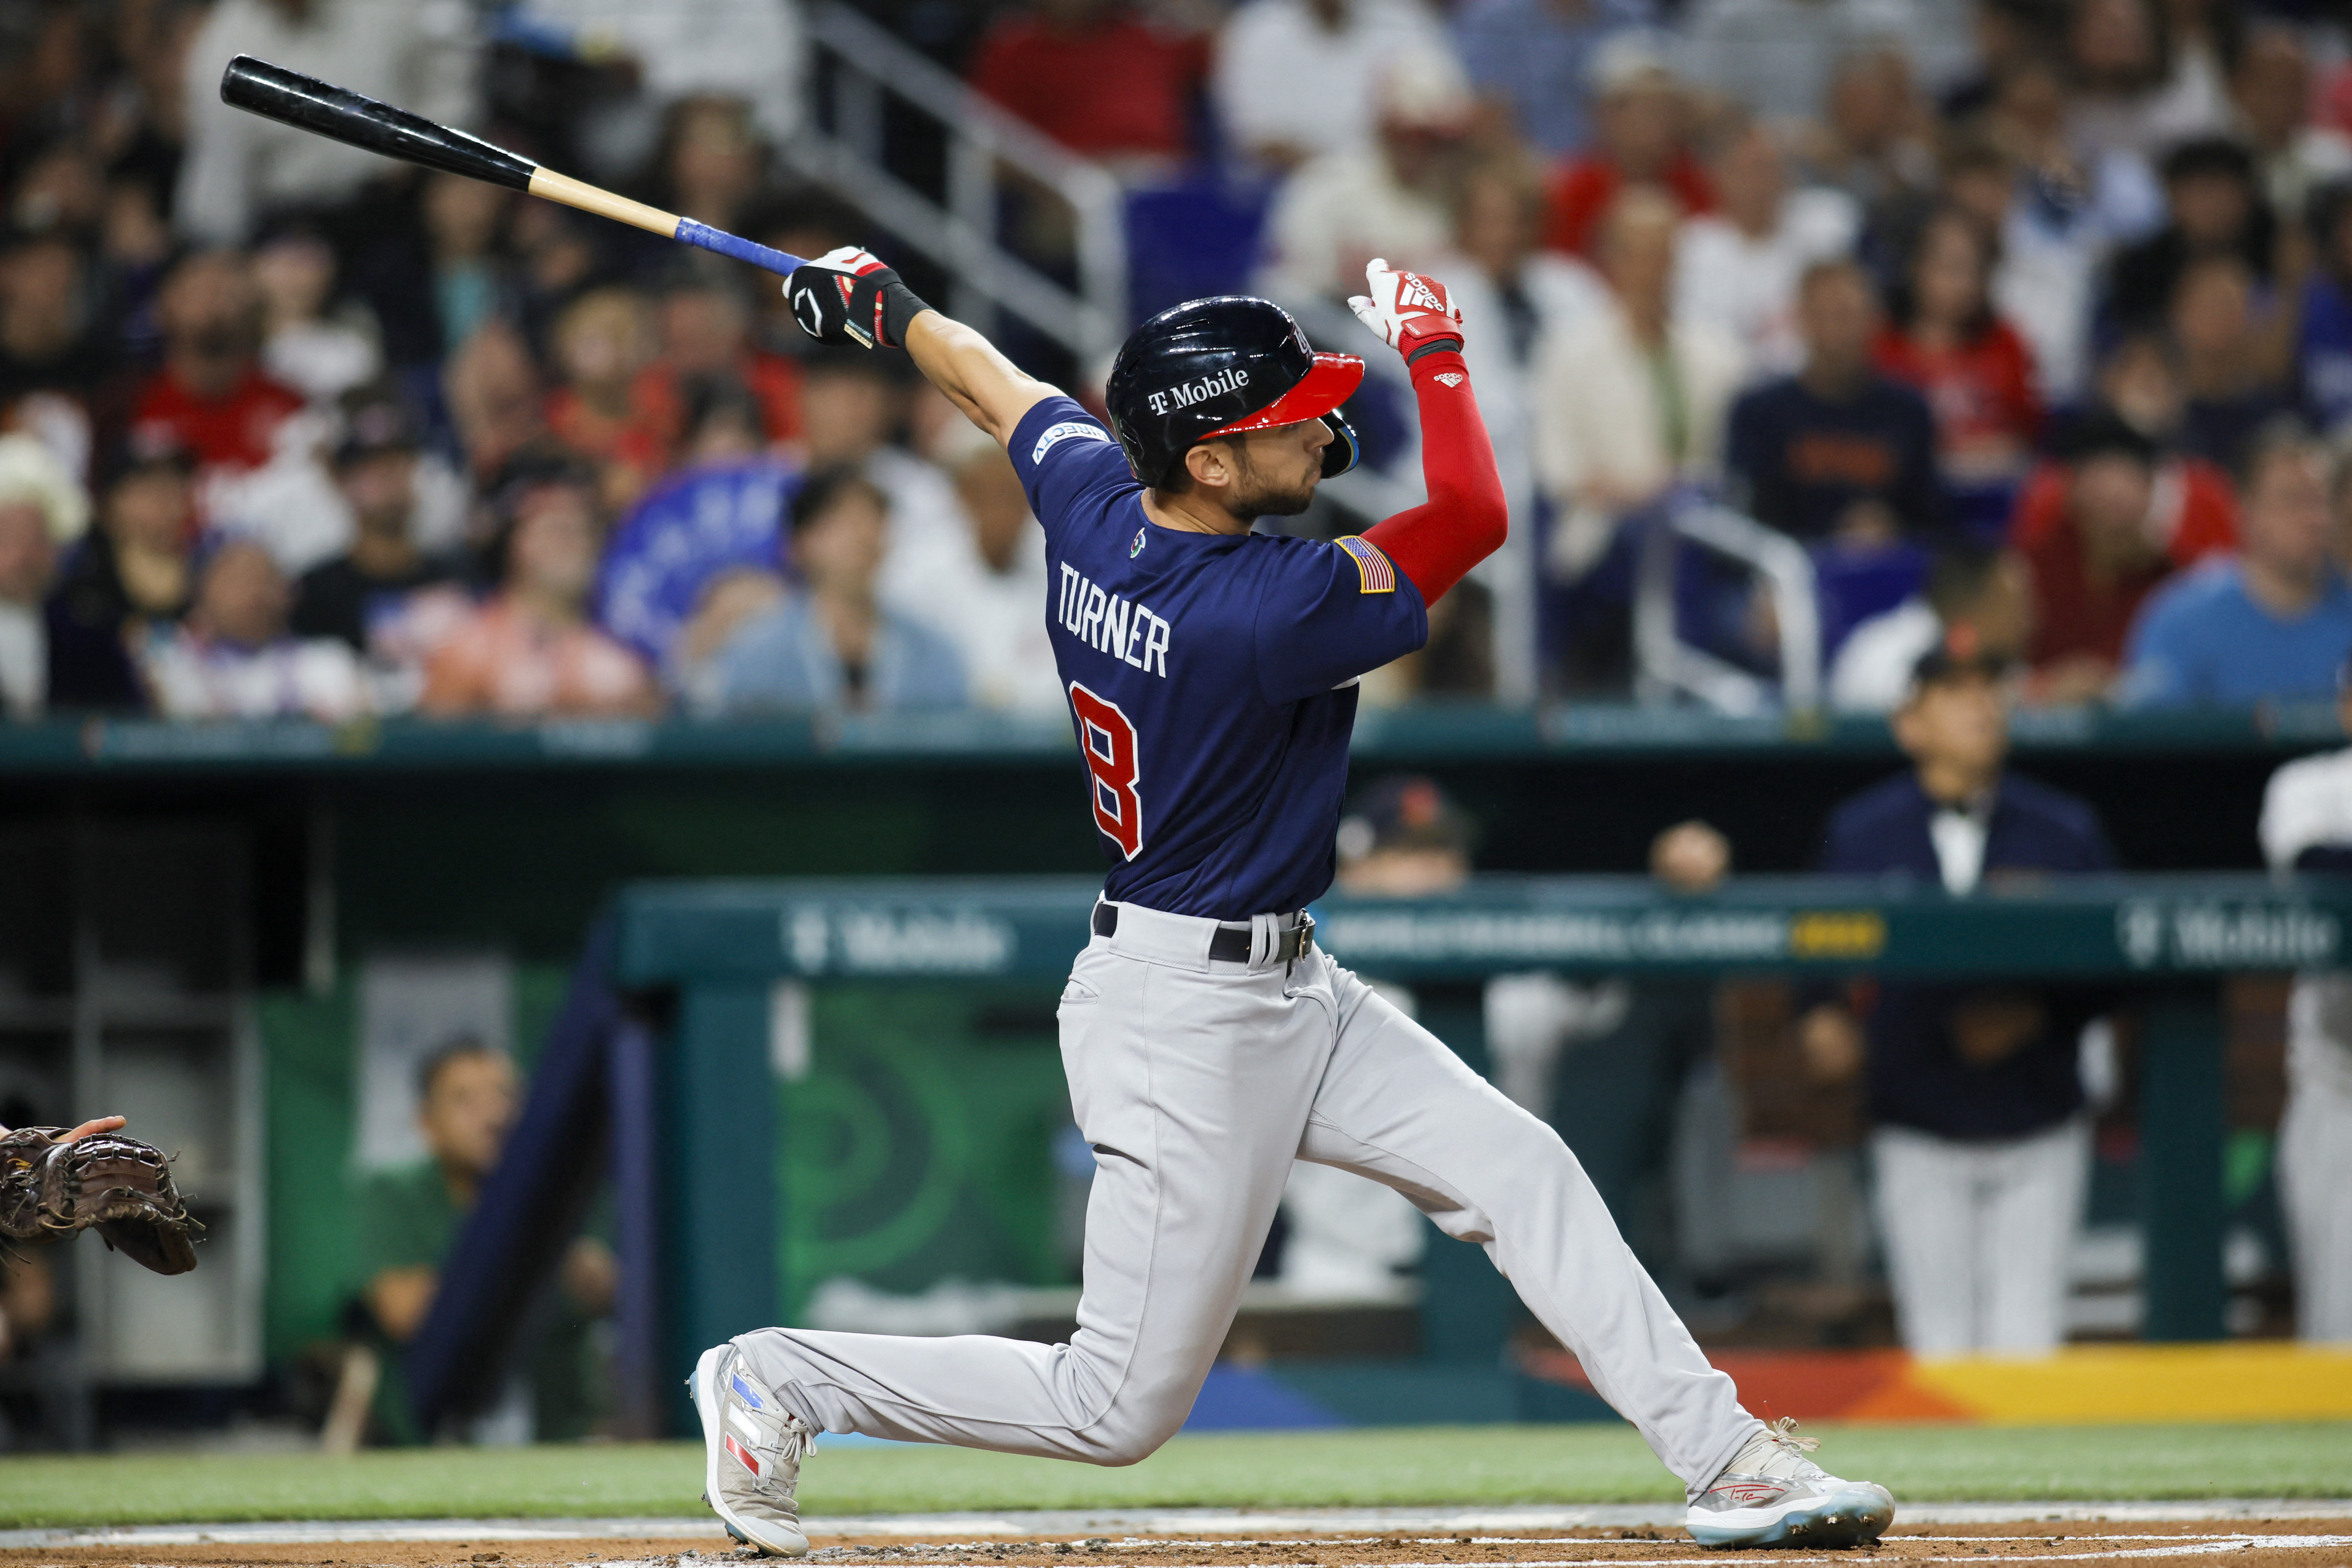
784 247 1058 447
1347 261 1508 604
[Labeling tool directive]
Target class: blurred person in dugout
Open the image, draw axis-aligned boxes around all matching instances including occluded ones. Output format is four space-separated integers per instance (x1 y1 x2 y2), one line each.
1264 775 1486 1296
1805 645 2116 1356
1484 819 1735 1271
2256 660 2352 1343
356 1039 616 1443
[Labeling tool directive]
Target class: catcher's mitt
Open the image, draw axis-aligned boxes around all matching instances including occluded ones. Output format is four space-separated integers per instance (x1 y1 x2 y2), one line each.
0 1127 202 1274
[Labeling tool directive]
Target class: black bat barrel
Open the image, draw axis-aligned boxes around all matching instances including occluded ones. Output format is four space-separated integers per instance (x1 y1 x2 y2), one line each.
220 56 537 192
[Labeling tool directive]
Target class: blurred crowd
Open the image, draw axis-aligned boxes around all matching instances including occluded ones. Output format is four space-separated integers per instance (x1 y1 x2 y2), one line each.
9 0 2352 718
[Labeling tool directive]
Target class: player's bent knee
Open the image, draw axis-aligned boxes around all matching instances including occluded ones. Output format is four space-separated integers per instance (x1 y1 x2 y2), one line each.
1078 1388 1190 1466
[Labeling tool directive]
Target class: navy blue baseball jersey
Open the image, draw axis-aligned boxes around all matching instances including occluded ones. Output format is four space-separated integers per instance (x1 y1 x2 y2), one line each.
1010 395 1429 918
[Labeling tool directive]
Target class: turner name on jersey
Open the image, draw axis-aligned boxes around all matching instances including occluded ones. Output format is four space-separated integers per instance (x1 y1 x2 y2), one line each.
1057 563 1172 676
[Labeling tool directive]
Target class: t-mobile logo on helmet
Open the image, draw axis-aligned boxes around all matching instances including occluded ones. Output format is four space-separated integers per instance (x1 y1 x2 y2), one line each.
1146 366 1249 415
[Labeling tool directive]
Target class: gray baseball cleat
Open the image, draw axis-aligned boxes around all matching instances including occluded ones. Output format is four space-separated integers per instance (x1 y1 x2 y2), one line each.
689 1343 818 1556
1684 1418 1895 1549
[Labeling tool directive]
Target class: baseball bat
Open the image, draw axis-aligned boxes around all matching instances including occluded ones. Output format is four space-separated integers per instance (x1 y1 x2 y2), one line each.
218 56 808 277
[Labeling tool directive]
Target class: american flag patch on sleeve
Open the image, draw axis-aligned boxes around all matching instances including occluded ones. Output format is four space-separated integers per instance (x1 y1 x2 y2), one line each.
1337 535 1396 593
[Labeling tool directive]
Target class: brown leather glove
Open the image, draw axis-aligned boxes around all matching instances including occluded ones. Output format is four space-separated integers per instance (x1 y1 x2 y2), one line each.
0 1126 202 1275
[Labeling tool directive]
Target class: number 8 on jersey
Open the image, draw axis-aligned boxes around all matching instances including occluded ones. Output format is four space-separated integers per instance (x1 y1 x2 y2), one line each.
1069 682 1143 860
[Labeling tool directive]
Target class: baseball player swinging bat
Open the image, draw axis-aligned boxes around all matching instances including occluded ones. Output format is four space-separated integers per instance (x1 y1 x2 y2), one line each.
231 58 1895 1553
218 57 808 281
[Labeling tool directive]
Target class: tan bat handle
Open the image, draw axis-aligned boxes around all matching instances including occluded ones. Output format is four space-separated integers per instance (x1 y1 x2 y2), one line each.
527 167 680 240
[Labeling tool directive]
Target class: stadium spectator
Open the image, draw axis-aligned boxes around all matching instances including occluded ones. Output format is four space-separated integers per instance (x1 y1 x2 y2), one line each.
1798 45 1937 219
2008 413 2235 705
356 1037 616 1442
1725 258 1947 545
397 172 517 368
1975 59 2166 401
543 288 670 512
921 445 1065 716
127 249 305 480
967 0 1209 167
1438 157 1609 703
140 537 369 721
2104 138 2275 342
1829 543 2033 713
2233 24 2352 229
653 97 769 247
2122 425 2352 707
1684 0 1935 126
1873 207 2042 504
47 437 198 711
1805 645 2116 1354
444 320 549 490
1531 187 1744 586
1450 0 1650 159
0 231 111 467
174 0 480 245
500 0 803 164
2169 256 2301 478
252 223 381 406
0 435 91 720
2092 331 2188 448
1539 32 1712 260
2299 183 2352 438
2256 670 2352 1343
637 277 802 451
421 454 659 718
291 389 463 655
2064 0 2226 164
699 465 966 714
1674 118 1860 381
1258 53 1473 302
1214 0 1461 171
790 350 968 626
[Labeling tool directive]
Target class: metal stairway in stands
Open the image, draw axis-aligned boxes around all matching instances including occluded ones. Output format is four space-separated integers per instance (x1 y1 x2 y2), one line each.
786 1 1129 370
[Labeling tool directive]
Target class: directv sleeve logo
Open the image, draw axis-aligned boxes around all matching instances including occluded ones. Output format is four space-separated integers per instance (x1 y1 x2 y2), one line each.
1033 421 1111 464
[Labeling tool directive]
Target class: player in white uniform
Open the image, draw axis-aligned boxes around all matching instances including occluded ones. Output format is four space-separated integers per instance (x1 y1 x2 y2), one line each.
2257 694 2352 1343
684 248 1896 1553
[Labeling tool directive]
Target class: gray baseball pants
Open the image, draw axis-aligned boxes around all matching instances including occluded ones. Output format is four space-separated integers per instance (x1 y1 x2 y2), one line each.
732 901 1760 1495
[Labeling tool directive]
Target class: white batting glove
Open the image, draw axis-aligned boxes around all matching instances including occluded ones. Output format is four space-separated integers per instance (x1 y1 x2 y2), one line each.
1347 258 1465 362
785 246 932 349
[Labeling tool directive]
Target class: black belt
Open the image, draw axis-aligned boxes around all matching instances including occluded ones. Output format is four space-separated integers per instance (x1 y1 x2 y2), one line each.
1092 902 1315 963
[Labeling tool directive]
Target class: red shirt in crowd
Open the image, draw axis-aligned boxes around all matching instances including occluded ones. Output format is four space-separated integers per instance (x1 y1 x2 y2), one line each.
968 14 1208 159
2008 457 2238 669
1872 320 2042 462
1542 150 1714 257
633 350 804 452
129 365 304 473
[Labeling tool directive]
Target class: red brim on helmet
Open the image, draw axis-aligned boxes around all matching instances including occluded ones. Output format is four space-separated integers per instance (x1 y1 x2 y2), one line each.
1202 352 1365 439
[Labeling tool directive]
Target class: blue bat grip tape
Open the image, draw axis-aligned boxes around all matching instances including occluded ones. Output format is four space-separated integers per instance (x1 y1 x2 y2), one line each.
674 219 804 277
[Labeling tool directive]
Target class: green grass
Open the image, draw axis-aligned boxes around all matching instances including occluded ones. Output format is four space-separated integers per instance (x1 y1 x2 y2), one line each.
0 1424 2347 1530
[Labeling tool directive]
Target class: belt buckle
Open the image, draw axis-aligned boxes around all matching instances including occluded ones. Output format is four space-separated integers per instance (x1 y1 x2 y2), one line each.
1289 913 1315 961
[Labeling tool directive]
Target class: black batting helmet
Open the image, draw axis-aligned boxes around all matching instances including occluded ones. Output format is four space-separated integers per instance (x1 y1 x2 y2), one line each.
1104 296 1364 488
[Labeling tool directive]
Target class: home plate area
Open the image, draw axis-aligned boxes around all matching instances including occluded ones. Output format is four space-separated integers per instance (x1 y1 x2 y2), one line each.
7 1515 2351 1568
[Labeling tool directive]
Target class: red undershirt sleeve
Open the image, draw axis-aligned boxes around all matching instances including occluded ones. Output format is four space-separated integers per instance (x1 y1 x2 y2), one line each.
1360 346 1508 605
